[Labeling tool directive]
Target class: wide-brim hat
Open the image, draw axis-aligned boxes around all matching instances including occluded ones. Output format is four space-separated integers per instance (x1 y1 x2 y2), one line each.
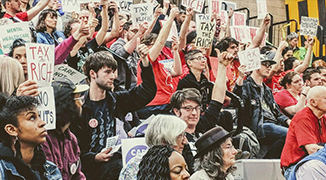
260 54 276 65
194 126 234 159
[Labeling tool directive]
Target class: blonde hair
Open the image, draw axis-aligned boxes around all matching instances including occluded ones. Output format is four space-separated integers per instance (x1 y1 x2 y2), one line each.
0 55 25 95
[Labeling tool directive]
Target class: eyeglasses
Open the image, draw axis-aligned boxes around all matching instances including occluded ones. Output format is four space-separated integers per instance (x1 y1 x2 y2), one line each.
191 56 207 62
261 62 272 68
181 106 202 112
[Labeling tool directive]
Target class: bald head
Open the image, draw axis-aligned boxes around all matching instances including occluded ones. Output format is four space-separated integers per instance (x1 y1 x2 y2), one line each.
307 86 326 112
307 86 326 101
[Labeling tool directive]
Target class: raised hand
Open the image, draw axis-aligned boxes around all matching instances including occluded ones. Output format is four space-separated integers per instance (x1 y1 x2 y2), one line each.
16 80 39 97
219 52 234 66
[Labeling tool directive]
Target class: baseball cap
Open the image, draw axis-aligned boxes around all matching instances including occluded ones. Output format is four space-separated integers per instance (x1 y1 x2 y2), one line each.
260 54 276 65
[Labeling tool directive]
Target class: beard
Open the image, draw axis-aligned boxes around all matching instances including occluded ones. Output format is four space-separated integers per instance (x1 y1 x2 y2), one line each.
96 80 113 91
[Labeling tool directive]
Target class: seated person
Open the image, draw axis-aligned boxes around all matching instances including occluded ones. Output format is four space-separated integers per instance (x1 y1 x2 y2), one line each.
281 86 326 179
274 71 309 118
303 68 323 88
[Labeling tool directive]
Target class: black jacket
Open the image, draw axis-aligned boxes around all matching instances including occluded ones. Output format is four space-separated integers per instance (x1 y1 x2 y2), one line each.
233 76 289 139
71 62 156 170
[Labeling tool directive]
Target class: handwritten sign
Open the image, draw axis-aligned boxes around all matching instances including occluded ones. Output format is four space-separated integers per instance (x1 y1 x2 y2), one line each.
62 0 80 13
26 43 54 87
230 26 251 43
0 22 31 54
195 14 216 48
130 3 153 26
37 87 56 130
181 0 205 13
54 65 86 84
256 0 267 19
118 0 133 12
238 48 261 71
121 138 148 166
300 16 318 37
249 26 268 46
208 0 222 15
232 12 246 26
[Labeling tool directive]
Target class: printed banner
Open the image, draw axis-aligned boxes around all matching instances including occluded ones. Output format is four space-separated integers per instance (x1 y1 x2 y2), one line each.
37 87 56 130
54 65 87 84
220 10 228 25
256 0 267 19
208 0 222 15
130 3 153 26
181 0 205 13
238 47 261 72
195 14 216 48
0 22 31 54
230 26 251 43
248 26 268 46
121 138 148 166
26 43 54 87
300 16 318 37
232 12 246 26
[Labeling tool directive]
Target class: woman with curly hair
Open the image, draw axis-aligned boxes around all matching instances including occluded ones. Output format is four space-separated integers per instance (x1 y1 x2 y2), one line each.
137 145 190 180
191 127 238 180
36 9 66 46
0 94 62 179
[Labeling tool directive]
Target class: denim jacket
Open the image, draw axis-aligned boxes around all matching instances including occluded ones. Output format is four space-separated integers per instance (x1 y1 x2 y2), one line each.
36 31 66 46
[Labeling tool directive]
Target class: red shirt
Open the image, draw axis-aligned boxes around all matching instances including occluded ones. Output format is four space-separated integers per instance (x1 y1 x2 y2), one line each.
274 90 298 117
264 72 286 95
3 12 28 21
280 107 326 168
226 59 241 91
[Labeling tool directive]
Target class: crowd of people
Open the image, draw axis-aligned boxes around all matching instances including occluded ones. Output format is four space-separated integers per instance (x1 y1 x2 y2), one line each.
0 0 326 180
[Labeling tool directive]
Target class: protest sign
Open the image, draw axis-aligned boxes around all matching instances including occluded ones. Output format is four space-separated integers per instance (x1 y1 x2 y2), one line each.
0 22 31 54
222 1 236 11
249 26 268 46
300 16 318 37
37 87 56 130
121 138 148 166
128 114 155 137
238 48 261 72
118 0 133 12
256 0 267 19
62 0 80 13
181 0 205 13
220 10 228 25
195 14 216 48
232 12 246 26
159 20 178 42
208 0 222 15
54 65 87 84
230 26 251 43
130 3 153 26
26 43 54 87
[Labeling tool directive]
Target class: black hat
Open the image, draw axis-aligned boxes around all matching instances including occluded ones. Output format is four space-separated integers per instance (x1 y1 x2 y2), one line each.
194 127 234 158
52 78 89 103
260 54 276 65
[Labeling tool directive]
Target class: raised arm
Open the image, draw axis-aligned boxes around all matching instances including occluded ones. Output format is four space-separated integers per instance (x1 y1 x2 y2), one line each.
144 5 163 35
102 1 120 44
178 7 194 50
124 22 148 54
249 14 270 48
294 36 315 73
27 0 50 20
95 0 110 46
148 7 179 61
266 41 288 80
212 52 234 103
170 36 182 77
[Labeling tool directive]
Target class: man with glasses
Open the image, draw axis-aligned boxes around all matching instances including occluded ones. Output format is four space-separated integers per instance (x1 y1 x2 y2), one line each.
234 55 291 158
171 51 234 174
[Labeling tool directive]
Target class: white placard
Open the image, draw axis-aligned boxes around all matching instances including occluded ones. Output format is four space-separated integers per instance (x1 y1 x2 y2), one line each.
159 20 178 42
195 14 216 48
37 87 56 130
238 48 261 72
230 26 251 43
128 114 155 137
249 26 268 46
121 138 148 166
300 16 319 37
26 43 54 87
130 3 153 26
62 0 80 13
256 0 267 19
220 10 228 25
181 0 205 13
208 0 222 15
118 0 133 12
53 65 86 84
232 12 246 26
0 22 31 54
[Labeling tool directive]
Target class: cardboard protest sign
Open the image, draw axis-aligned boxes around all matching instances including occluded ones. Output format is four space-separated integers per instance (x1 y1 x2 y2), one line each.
37 87 56 130
61 0 80 13
230 26 251 43
26 43 54 87
249 26 268 46
121 138 148 166
195 14 216 48
222 1 236 11
118 0 133 12
238 47 261 72
300 16 318 37
208 0 222 15
181 0 205 13
256 0 267 19
54 65 86 84
130 3 153 26
232 12 246 26
0 22 31 54
159 20 178 42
